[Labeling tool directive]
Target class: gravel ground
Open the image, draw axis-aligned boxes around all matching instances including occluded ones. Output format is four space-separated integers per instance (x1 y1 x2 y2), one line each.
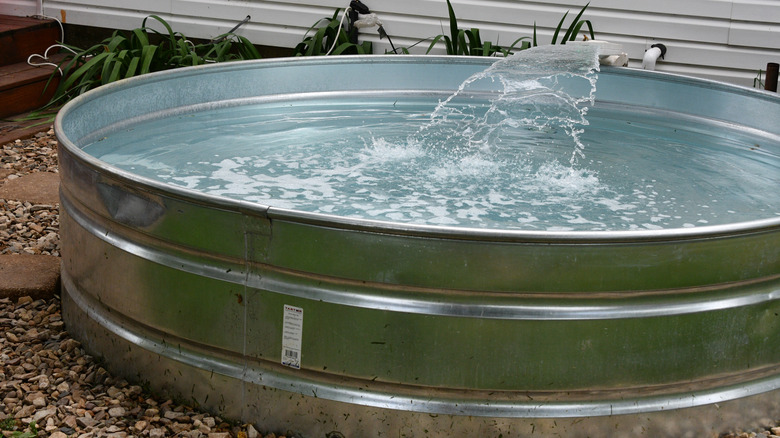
1 129 281 438
0 128 777 438
0 296 271 438
0 129 59 256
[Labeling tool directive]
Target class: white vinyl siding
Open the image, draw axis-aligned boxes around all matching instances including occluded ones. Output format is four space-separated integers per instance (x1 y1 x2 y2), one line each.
4 0 779 86
0 0 40 16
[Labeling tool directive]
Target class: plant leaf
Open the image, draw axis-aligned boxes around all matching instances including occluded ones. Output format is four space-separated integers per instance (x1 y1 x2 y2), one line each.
139 44 158 74
106 50 127 83
445 0 459 55
99 52 116 84
551 11 569 44
125 56 140 78
533 22 538 47
131 28 149 48
59 52 110 91
426 34 446 54
560 3 590 44
456 30 469 55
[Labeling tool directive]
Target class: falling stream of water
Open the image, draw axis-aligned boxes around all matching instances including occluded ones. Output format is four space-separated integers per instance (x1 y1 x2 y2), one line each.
83 46 780 231
416 44 600 164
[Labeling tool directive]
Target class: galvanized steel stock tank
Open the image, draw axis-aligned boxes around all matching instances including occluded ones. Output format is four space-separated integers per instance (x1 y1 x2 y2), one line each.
55 55 780 437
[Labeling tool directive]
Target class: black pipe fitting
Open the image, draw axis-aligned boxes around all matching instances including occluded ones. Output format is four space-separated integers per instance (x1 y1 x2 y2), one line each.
650 43 667 59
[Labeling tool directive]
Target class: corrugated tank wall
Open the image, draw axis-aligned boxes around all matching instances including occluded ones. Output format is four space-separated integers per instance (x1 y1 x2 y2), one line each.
3 0 779 87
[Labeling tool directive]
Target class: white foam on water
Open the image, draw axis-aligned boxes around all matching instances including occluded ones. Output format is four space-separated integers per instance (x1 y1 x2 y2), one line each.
81 45 780 231
205 158 341 206
431 155 502 180
209 159 257 194
532 161 602 195
595 197 636 212
170 176 205 189
516 213 540 224
361 137 426 162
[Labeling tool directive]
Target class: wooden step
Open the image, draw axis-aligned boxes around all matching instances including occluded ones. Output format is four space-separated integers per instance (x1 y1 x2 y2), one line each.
0 15 60 67
0 54 65 119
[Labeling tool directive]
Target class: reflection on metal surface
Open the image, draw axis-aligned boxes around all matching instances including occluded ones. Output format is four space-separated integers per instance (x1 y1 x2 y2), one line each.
97 183 165 228
56 56 780 437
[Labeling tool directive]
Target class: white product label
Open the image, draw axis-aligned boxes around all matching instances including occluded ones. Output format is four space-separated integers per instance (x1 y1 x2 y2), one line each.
281 304 303 369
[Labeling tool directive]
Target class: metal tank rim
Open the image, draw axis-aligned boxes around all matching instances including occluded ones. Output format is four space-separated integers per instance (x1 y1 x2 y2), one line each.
54 54 780 244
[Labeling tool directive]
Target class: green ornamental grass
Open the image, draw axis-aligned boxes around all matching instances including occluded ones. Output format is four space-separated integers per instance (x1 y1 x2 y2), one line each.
48 15 261 106
40 3 597 114
426 1 595 56
426 0 530 56
294 8 373 56
543 2 595 46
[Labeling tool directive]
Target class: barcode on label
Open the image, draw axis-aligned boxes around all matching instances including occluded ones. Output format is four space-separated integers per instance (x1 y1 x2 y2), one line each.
281 305 303 369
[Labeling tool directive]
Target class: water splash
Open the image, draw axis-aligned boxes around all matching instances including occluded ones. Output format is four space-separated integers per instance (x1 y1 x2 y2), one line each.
82 46 780 230
416 44 601 164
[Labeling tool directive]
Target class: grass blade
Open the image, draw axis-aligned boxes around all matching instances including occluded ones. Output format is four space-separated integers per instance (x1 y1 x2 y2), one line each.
426 34 446 54
445 0 459 55
560 3 590 43
456 30 469 55
551 11 569 44
131 28 149 48
60 52 109 91
533 22 538 47
99 52 116 84
105 34 127 52
139 45 158 74
125 56 140 78
106 50 128 83
236 36 261 59
143 14 178 49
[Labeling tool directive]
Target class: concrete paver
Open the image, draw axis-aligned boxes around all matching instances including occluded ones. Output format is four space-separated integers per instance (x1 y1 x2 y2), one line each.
1 128 61 300
0 171 60 204
0 253 59 300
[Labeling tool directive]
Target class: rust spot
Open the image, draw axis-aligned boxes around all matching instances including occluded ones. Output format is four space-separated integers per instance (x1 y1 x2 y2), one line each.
60 9 66 22
236 293 243 304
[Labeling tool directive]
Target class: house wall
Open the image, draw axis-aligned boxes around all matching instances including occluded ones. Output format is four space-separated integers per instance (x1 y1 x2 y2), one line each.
3 0 779 87
0 0 40 16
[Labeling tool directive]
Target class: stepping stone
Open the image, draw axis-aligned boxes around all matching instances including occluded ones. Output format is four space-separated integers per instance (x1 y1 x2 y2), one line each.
0 171 59 204
0 253 60 300
0 122 51 146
